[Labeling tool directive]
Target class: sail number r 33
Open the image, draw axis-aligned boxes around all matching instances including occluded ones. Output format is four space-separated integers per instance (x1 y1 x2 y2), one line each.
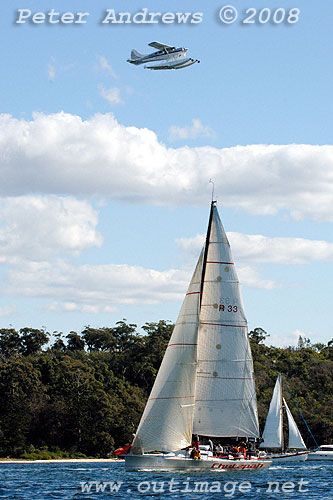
219 304 238 312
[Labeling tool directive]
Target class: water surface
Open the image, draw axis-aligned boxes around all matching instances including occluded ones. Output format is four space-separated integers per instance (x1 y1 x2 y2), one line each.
0 460 331 499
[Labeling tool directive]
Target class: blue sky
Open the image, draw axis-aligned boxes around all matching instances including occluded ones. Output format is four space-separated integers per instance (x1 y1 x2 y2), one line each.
0 0 332 346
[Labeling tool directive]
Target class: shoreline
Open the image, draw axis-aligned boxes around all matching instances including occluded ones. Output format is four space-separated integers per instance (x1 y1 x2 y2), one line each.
0 458 123 464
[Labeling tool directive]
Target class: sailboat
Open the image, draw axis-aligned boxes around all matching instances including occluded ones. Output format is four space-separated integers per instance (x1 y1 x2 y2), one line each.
259 374 308 461
125 202 271 471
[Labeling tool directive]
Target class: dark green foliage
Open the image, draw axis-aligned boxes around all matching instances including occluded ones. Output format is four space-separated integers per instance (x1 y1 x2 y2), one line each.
66 332 85 352
0 329 22 357
0 358 47 456
19 328 50 356
0 322 331 458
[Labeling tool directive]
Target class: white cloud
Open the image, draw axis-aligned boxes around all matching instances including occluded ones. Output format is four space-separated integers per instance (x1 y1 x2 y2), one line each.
169 118 216 141
47 302 101 314
265 329 311 348
97 55 117 78
177 232 333 265
229 233 333 264
2 246 276 314
237 266 276 290
47 302 119 314
3 250 276 317
4 260 190 311
177 233 205 255
99 85 123 104
1 112 333 220
0 195 102 261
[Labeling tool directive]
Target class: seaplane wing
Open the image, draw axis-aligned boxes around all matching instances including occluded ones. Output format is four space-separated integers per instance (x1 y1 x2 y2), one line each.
148 41 175 50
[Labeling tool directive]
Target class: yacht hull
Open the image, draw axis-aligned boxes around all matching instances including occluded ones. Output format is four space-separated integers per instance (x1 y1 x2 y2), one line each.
125 454 271 471
307 452 333 460
267 451 308 462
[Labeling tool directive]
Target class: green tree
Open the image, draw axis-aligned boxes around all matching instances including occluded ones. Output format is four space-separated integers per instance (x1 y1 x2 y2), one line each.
66 332 85 351
81 327 115 352
249 327 268 345
0 329 22 357
51 332 66 352
19 328 49 356
0 359 46 456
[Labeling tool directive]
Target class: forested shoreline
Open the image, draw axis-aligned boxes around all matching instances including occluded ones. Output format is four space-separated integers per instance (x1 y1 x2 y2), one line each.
0 321 332 458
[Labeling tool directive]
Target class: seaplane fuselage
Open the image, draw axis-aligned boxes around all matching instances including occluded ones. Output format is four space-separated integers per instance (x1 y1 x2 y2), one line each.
127 44 187 65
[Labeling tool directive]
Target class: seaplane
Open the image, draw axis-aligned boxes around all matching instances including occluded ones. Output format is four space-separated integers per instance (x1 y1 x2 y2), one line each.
127 41 199 70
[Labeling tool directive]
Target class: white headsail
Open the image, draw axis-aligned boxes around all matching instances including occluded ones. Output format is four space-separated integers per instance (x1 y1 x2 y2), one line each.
132 252 203 453
284 398 307 450
193 204 260 438
260 374 283 449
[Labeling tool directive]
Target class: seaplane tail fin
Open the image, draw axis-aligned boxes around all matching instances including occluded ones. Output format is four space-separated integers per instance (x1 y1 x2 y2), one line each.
130 49 143 60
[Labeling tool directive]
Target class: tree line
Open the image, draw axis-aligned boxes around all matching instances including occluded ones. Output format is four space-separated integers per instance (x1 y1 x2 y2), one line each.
0 322 331 458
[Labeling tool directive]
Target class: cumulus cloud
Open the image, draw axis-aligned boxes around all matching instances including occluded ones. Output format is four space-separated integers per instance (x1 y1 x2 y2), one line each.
0 195 102 261
99 85 123 104
236 266 276 290
4 251 276 314
169 118 216 141
4 260 190 312
229 233 333 264
177 233 205 255
0 112 333 220
48 302 103 314
177 232 333 265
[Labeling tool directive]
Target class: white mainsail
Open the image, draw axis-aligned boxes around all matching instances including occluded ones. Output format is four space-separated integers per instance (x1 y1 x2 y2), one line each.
132 202 260 454
132 252 203 453
259 374 283 449
193 205 260 438
284 398 307 450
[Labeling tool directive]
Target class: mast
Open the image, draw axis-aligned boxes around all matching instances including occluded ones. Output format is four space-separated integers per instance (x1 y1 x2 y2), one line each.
196 200 215 443
200 200 216 307
279 374 284 452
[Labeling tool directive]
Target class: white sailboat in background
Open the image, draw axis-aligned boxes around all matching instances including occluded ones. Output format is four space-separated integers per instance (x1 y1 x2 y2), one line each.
259 374 308 461
125 202 271 471
307 445 333 461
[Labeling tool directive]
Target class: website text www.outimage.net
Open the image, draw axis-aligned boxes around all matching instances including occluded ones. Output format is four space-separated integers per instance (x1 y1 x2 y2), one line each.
80 478 310 496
